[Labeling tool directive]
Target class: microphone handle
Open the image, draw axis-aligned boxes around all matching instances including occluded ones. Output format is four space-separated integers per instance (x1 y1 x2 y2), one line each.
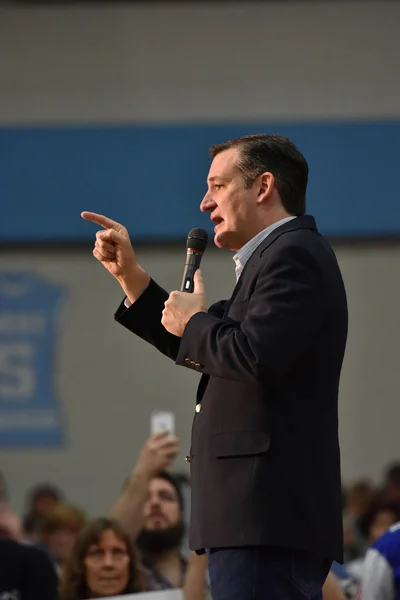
180 251 203 293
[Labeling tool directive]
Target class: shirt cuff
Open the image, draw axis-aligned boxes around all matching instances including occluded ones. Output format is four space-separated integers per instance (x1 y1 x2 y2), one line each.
124 298 131 308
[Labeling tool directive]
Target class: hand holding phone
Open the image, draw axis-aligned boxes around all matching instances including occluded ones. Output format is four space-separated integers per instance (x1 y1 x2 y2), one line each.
151 411 175 436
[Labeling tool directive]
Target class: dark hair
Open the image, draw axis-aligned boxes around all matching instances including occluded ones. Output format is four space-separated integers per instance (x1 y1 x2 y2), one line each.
121 471 184 512
27 483 63 509
60 517 146 600
358 501 400 539
209 133 308 216
385 462 400 485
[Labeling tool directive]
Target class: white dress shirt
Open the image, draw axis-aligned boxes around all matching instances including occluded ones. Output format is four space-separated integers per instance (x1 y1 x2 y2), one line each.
233 216 297 282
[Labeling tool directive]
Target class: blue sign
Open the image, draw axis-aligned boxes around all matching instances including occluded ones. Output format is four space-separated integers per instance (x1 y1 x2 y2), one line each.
0 271 66 446
1 120 400 241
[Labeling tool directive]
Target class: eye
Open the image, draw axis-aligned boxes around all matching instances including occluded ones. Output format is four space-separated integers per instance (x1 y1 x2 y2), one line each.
214 184 223 190
88 548 103 558
159 491 175 502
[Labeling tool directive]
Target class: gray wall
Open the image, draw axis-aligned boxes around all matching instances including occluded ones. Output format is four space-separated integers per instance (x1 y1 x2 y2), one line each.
0 1 399 124
1 245 400 515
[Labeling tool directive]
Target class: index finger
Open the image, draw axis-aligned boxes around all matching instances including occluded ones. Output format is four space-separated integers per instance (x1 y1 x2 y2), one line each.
81 211 121 230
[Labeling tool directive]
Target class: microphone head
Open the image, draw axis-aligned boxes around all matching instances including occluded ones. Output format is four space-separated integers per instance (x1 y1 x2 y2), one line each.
186 228 208 253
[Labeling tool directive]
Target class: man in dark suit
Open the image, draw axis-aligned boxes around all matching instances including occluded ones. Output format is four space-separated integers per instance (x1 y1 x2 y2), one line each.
82 133 348 599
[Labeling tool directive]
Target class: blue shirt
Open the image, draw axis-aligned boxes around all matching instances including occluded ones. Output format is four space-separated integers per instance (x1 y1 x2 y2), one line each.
361 522 400 600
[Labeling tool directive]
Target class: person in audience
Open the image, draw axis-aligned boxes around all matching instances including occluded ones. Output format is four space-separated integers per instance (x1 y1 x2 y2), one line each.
111 431 191 590
38 503 86 577
26 483 64 518
0 538 58 600
360 521 400 600
23 483 64 542
343 480 376 560
345 480 376 524
381 463 400 503
60 517 146 599
0 472 24 542
182 552 210 600
136 470 186 588
346 500 400 581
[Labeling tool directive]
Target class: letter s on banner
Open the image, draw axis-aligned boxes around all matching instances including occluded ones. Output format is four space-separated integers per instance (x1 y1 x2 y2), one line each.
0 271 66 447
0 342 36 399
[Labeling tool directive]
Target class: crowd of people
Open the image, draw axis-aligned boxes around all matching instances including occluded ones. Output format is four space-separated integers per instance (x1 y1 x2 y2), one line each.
0 432 208 599
1 436 400 599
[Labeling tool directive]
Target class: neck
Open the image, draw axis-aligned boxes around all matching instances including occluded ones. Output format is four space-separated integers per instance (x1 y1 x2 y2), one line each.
258 207 292 232
233 210 293 252
151 549 183 588
150 547 180 565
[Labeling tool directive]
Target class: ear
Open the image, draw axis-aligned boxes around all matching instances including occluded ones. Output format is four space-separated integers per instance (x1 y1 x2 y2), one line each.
256 172 274 205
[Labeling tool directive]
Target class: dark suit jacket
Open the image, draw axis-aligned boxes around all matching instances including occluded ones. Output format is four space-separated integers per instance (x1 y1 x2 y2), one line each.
115 215 348 563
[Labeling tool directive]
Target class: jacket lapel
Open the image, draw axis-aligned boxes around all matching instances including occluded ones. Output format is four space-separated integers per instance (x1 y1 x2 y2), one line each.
223 215 317 317
202 215 318 401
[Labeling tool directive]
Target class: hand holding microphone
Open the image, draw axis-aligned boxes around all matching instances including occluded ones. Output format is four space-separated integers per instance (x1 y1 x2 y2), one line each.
162 269 207 337
161 227 208 337
180 228 208 293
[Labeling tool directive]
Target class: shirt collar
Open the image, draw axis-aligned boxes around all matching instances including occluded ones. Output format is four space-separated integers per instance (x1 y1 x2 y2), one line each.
233 216 297 281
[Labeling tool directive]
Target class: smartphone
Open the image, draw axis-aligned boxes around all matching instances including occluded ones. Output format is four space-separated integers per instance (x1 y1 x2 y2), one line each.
151 411 175 436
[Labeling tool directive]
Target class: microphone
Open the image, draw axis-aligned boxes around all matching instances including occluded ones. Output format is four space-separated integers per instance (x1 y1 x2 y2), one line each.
180 228 208 293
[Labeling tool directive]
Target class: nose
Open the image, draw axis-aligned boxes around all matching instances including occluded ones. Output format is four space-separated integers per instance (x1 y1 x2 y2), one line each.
150 494 161 507
200 192 216 213
147 497 162 514
103 551 114 567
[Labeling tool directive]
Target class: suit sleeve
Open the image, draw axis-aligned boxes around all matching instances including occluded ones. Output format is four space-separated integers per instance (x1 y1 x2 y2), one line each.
176 245 326 384
207 299 229 318
114 278 182 361
114 278 229 362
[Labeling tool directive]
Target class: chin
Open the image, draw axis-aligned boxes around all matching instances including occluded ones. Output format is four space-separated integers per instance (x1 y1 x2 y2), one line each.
97 585 123 596
214 229 229 248
214 230 238 251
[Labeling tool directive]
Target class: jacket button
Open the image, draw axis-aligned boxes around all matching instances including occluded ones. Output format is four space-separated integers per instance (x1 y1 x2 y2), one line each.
195 403 202 413
185 358 191 364
185 455 191 463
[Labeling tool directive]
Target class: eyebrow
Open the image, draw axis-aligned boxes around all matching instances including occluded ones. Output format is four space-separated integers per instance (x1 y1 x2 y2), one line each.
207 176 230 183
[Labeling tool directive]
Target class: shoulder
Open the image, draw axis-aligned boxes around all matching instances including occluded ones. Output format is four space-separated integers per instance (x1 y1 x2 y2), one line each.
0 539 44 563
362 546 396 600
0 540 58 593
372 522 400 567
258 228 342 289
21 542 55 566
266 226 335 260
258 231 326 281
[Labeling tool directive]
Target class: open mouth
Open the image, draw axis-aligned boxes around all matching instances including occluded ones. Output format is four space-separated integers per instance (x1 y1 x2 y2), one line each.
211 217 224 230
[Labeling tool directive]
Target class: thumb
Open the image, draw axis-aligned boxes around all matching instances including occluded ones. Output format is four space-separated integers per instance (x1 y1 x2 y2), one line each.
194 269 205 295
102 229 126 245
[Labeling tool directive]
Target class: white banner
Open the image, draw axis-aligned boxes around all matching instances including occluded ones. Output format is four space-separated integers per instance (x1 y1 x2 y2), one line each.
99 590 183 600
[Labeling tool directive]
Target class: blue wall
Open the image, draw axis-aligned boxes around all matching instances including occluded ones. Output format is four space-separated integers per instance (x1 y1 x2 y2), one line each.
2 121 400 242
